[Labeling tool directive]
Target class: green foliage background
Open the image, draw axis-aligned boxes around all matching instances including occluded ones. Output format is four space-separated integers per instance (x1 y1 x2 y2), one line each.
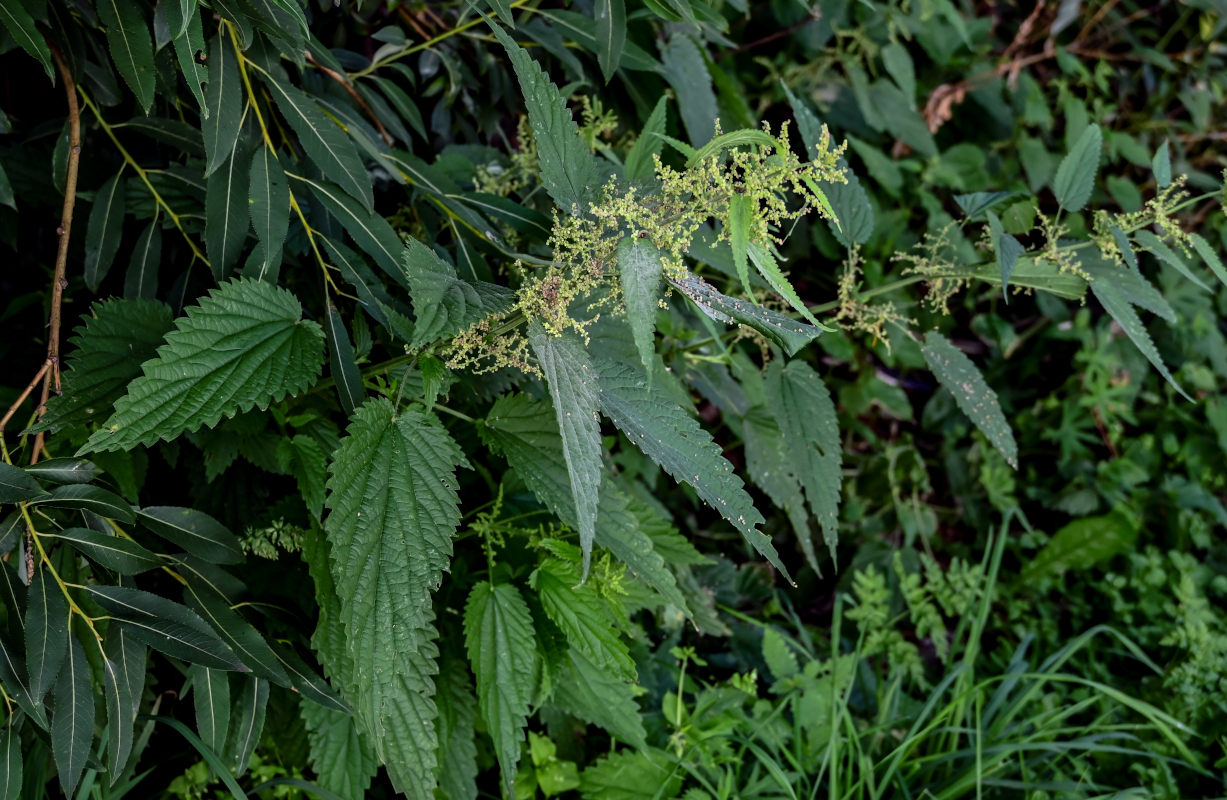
0 0 1225 798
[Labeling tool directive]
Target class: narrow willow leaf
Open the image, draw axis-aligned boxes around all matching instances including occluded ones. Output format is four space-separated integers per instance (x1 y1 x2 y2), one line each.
551 647 645 747
489 23 599 214
101 635 137 782
261 72 373 213
0 636 46 728
1133 230 1210 291
0 463 45 503
481 394 687 610
0 162 13 210
371 77 426 141
105 625 145 721
669 272 824 356
921 332 1019 467
273 645 347 713
297 175 404 280
81 279 324 453
191 665 231 758
26 566 68 704
137 506 239 564
1152 138 1171 188
986 209 1024 301
325 399 466 796
1053 123 1101 212
748 242 823 326
624 95 667 183
85 585 245 670
248 145 288 281
594 0 626 82
96 0 156 112
22 459 96 485
84 172 127 292
616 236 663 382
166 0 207 115
402 238 512 350
44 528 161 574
764 360 842 560
0 1 53 79
301 702 379 800
434 663 478 800
660 33 717 146
124 219 161 299
325 302 363 414
225 676 268 777
205 139 252 279
464 581 536 795
529 324 602 577
1091 281 1190 401
0 719 20 796
728 192 753 297
51 634 93 797
184 587 291 687
1189 232 1227 288
533 560 634 680
203 34 240 176
596 359 789 578
31 485 135 523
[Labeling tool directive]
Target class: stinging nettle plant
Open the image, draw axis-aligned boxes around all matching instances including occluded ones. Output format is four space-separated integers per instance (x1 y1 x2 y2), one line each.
0 1 1223 798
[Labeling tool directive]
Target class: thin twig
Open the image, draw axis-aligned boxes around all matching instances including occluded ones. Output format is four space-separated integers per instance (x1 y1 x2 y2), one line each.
0 362 50 435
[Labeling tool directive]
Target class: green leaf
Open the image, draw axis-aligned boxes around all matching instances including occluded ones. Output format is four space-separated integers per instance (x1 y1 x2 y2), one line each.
274 645 348 713
301 701 379 800
103 626 144 781
1053 123 1101 212
26 565 68 705
1152 138 1171 188
0 1 53 79
748 242 824 326
84 172 127 292
986 209 1024 301
489 23 599 214
1188 232 1227 289
687 129 780 169
371 77 426 141
84 585 245 670
970 256 1087 301
325 303 364 414
280 435 327 521
464 581 537 795
660 33 717 146
624 95 667 183
51 633 93 797
81 278 325 453
184 586 291 687
1081 255 1175 322
35 299 175 433
533 559 634 680
206 138 252 279
1133 229 1210 291
44 527 162 574
96 0 156 112
261 69 374 213
1090 281 1190 401
434 663 478 800
551 647 645 747
616 236 663 383
921 332 1019 468
594 0 626 82
761 626 798 681
138 506 242 563
596 358 789 578
124 218 161 300
22 459 97 485
325 399 466 797
402 238 513 350
580 749 683 800
297 175 405 282
728 192 753 298
0 717 21 796
190 665 231 758
481 394 687 610
529 325 602 577
669 272 824 356
203 34 241 177
224 676 269 777
248 145 289 281
0 462 45 503
31 484 135 522
1021 509 1139 582
764 360 842 562
0 162 14 211
166 0 208 115
0 636 47 729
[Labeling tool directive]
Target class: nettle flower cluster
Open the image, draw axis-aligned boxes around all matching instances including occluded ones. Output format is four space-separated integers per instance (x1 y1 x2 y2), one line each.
447 122 847 374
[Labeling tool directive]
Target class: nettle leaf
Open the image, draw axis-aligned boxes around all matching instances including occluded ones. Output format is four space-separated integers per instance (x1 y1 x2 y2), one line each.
660 33 717 146
920 332 1019 468
596 359 788 578
551 647 645 747
84 172 127 292
748 242 823 326
533 559 634 681
616 236 663 382
481 394 687 610
301 701 379 800
728 192 753 297
764 360 842 562
325 399 466 797
594 0 626 82
165 0 207 115
1189 232 1227 289
1053 123 1101 212
1134 230 1211 291
0 1 52 79
986 209 1024 301
580 748 683 800
190 665 231 759
84 585 244 670
742 406 815 571
669 272 823 356
490 23 599 214
97 0 155 112
203 33 241 177
138 506 242 564
261 67 374 213
403 238 513 350
1091 281 1190 401
81 278 325 454
51 634 93 797
529 325 602 577
464 581 537 795
433 662 478 800
248 145 289 281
